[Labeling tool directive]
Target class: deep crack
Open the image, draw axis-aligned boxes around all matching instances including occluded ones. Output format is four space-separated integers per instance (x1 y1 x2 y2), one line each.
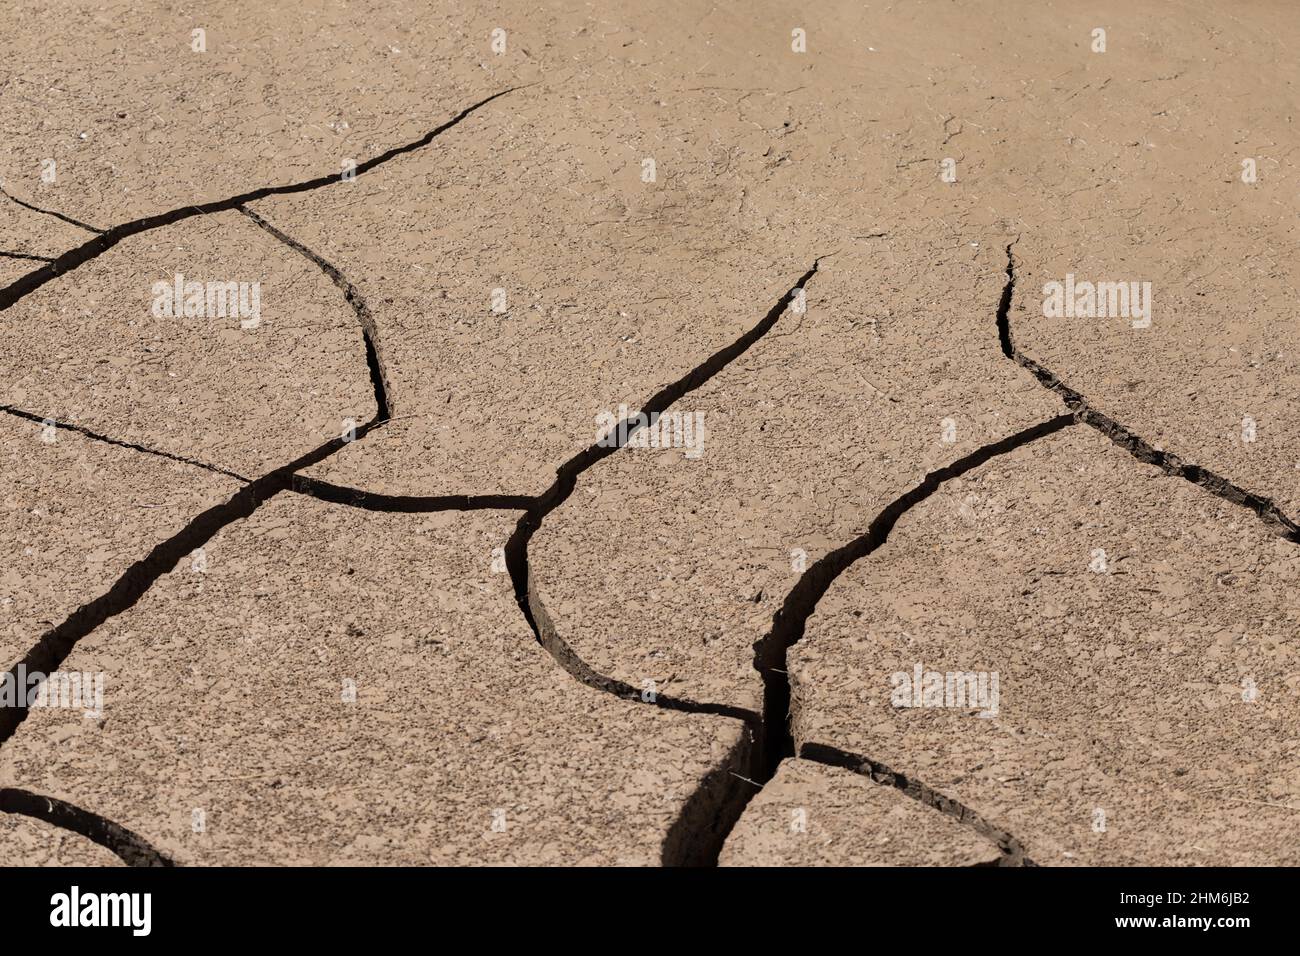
678 414 1076 866
753 413 1077 776
290 475 533 512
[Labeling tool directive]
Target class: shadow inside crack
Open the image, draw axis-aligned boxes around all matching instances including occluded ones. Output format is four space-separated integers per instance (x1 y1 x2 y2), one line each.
290 476 534 512
663 414 1076 867
0 786 174 867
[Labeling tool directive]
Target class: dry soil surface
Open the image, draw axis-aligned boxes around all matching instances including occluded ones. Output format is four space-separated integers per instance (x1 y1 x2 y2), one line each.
1 0 1297 866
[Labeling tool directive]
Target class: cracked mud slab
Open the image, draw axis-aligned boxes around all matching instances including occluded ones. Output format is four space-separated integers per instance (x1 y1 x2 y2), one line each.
0 416 237 667
530 240 1059 714
719 757 1001 866
1 210 375 476
793 426 1300 865
0 494 743 864
269 70 834 496
2 0 1297 868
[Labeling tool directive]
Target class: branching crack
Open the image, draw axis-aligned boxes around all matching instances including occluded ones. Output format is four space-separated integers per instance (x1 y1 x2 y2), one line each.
0 83 848 868
0 420 384 750
11 93 1195 871
998 241 1300 543
504 260 826 727
753 413 1077 775
0 171 425 757
673 415 1074 866
0 87 521 315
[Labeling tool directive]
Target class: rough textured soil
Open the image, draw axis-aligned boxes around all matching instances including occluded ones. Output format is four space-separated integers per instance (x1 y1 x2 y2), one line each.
1 0 1297 866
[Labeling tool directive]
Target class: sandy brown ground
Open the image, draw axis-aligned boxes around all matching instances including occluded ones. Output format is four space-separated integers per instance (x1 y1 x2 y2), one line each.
718 758 1003 866
1 0 1297 865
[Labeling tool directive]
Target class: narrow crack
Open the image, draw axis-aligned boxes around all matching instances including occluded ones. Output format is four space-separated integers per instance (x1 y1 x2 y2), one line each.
490 260 827 865
8 115 1193 875
0 250 55 263
798 742 1035 866
0 786 175 867
0 404 251 481
0 184 106 234
504 260 826 729
0 173 499 862
2 208 389 484
693 236 1300 866
236 205 391 420
998 241 1300 543
1 402 546 516
674 413 1076 866
0 86 606 866
290 475 533 512
0 87 521 315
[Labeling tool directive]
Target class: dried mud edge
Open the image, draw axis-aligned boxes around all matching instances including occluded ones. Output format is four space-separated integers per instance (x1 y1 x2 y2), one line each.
0 787 174 867
997 241 1300 543
0 90 528 862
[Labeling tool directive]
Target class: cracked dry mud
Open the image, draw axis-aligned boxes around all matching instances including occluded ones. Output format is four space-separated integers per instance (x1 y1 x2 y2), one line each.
1 0 1298 866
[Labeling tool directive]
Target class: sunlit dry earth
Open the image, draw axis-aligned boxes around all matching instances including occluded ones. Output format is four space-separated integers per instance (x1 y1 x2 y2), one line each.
1 0 1297 866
